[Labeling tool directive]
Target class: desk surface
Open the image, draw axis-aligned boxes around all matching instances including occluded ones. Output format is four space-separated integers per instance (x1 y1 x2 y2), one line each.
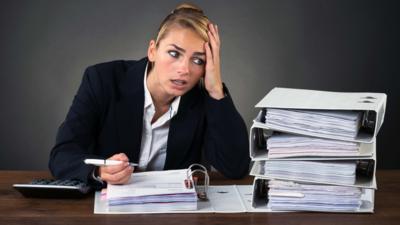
1 170 400 225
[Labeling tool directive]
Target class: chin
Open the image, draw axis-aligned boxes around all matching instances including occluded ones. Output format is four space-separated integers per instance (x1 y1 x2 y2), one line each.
170 91 186 97
168 88 188 97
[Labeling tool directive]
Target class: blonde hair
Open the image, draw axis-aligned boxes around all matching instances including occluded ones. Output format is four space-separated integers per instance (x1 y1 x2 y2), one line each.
155 3 210 47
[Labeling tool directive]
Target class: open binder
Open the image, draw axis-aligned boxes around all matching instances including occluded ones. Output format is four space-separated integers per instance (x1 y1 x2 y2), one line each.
95 184 259 214
99 164 209 212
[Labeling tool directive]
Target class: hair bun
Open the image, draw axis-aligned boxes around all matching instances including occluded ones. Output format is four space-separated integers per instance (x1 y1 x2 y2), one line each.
173 3 204 14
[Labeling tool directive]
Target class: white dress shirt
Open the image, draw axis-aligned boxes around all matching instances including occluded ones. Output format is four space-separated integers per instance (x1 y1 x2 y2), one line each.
138 64 181 171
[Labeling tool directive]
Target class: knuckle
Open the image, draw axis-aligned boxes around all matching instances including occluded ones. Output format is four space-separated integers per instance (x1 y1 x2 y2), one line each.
103 166 113 174
124 168 132 176
102 174 113 183
107 166 118 173
113 174 123 182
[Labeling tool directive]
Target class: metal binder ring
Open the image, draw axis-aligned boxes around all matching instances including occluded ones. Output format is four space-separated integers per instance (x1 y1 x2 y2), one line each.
186 164 209 201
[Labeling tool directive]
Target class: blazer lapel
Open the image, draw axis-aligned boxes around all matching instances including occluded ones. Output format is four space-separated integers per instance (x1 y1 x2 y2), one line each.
115 58 147 163
164 85 202 169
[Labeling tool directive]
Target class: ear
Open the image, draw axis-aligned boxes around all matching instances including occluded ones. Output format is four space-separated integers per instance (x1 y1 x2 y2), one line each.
147 40 156 62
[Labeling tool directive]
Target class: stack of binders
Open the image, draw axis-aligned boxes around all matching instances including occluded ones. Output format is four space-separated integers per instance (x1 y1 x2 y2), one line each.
249 87 386 213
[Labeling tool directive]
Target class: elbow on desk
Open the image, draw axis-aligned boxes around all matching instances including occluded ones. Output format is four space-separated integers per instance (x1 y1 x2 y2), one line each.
48 148 92 183
48 151 69 180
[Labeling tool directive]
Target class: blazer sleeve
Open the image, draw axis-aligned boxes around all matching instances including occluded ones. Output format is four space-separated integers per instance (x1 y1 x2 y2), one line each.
48 66 105 184
203 85 250 179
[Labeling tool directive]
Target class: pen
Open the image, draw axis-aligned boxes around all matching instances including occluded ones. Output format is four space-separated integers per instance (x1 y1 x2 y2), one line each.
84 159 138 167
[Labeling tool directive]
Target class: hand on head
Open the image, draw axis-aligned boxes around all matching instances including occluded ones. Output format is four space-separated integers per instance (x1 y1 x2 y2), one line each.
204 23 224 100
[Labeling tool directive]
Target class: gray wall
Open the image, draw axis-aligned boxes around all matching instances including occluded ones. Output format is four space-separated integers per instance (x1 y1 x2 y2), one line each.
1 0 399 170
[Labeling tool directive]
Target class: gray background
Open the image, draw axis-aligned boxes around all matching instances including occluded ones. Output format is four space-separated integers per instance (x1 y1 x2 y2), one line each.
0 0 399 170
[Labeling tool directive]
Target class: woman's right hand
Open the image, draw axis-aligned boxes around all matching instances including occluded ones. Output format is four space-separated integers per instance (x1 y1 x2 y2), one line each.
98 153 134 184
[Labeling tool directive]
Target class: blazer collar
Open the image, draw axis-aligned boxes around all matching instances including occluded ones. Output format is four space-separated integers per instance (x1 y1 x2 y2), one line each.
119 57 148 98
164 84 202 169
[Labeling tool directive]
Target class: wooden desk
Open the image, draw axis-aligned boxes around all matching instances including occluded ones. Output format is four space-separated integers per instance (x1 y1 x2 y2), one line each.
1 170 399 225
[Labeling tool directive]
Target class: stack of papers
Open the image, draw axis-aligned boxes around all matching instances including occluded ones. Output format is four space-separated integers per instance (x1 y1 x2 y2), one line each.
265 109 362 139
106 169 197 211
263 160 356 185
267 133 360 158
267 180 362 212
95 185 256 214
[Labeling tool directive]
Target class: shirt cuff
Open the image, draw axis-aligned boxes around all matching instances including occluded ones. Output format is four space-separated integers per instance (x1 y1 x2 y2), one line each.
91 167 104 185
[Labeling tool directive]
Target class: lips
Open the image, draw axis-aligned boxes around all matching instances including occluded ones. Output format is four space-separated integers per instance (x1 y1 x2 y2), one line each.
171 79 187 87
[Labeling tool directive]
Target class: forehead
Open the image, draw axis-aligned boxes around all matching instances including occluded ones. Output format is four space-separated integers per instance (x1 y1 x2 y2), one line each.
159 27 205 53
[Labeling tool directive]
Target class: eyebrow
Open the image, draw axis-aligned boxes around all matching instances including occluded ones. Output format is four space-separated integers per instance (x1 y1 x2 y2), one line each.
169 44 205 57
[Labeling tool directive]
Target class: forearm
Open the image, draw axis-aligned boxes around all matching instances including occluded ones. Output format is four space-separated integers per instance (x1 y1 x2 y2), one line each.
203 91 250 179
49 135 103 182
49 66 103 183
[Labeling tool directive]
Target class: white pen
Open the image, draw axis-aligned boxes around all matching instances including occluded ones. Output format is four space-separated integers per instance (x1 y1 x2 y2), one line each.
84 159 138 167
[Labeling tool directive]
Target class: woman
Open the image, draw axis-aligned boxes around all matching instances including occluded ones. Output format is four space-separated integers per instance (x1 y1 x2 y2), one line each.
49 3 250 187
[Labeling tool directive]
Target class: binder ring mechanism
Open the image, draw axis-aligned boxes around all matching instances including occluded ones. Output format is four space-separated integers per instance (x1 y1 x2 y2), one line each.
185 164 209 201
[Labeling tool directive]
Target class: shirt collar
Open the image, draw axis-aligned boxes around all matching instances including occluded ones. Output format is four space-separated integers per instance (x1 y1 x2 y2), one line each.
143 63 180 117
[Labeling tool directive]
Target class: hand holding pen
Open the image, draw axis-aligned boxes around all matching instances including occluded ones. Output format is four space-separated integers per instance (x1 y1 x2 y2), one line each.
85 153 135 185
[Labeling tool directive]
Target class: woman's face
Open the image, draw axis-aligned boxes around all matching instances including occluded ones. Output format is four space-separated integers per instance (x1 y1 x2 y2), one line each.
148 26 206 98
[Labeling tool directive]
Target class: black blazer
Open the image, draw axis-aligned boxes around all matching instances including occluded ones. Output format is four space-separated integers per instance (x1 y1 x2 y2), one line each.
49 57 250 184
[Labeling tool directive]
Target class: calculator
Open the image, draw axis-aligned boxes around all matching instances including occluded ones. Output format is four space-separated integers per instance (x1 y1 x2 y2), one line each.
13 178 92 198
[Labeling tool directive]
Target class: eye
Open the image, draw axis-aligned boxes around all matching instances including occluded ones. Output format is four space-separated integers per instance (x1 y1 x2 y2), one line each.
192 57 205 65
168 50 179 58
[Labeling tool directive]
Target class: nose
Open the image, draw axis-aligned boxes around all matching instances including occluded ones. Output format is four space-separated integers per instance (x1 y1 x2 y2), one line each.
176 57 190 76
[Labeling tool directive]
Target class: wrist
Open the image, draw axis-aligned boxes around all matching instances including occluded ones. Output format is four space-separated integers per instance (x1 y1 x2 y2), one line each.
92 167 104 184
208 85 224 100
